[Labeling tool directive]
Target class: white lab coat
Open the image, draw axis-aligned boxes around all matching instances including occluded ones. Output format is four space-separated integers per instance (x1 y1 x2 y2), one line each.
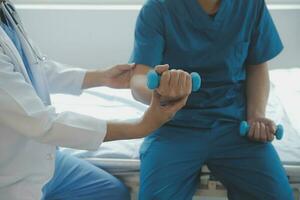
0 2 107 199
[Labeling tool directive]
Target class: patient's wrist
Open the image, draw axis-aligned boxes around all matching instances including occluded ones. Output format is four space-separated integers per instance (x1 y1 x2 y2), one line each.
247 110 266 121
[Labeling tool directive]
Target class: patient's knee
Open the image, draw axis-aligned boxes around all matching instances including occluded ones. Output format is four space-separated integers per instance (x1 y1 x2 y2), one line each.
268 182 294 200
275 187 294 200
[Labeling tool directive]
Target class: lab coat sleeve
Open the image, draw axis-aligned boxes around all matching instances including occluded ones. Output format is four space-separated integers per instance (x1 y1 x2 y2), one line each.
43 59 87 96
0 46 107 151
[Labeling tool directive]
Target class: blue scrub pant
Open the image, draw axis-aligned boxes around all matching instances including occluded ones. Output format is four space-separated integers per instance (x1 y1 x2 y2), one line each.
42 151 130 200
139 121 294 200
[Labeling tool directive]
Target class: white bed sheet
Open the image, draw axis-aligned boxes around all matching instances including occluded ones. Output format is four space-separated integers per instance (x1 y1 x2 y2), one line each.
56 68 300 168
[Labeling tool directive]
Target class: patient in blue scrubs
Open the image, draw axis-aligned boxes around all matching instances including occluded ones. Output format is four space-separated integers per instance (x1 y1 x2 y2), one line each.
130 0 294 199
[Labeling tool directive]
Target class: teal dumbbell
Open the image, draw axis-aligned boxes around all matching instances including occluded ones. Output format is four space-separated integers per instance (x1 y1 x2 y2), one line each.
147 71 201 92
239 121 284 140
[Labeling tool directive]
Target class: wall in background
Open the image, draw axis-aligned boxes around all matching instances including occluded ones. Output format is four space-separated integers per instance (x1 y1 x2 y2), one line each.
11 0 300 5
16 5 300 69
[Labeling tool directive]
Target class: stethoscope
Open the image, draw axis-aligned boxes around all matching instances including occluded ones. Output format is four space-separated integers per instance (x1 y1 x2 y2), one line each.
1 0 46 64
1 0 52 105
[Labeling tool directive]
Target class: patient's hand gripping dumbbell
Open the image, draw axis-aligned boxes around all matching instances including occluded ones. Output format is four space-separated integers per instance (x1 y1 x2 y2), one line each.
239 121 284 140
147 71 202 92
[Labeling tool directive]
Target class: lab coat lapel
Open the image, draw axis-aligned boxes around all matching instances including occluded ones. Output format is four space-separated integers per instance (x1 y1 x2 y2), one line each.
2 2 51 105
0 25 32 84
15 30 52 106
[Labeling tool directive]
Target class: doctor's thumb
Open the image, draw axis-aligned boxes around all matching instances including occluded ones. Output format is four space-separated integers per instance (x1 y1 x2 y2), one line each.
117 63 136 71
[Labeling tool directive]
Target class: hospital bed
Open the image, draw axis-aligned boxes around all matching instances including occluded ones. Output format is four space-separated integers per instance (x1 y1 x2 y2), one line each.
55 68 300 200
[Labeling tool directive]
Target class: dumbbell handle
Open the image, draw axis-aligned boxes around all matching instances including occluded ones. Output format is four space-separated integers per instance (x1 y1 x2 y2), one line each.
147 71 201 92
239 121 284 140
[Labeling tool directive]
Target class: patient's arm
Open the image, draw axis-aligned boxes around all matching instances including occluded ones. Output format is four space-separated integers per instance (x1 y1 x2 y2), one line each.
130 64 193 105
102 65 192 141
246 62 276 142
130 64 153 104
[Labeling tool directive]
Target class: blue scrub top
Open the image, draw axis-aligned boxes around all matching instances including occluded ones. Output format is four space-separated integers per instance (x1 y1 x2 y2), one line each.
131 0 283 128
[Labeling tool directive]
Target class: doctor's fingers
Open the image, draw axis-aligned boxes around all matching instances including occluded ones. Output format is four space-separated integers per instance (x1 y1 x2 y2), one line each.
164 96 188 114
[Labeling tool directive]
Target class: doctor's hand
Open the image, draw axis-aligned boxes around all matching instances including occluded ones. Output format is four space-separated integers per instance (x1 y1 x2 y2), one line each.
141 90 188 133
247 117 277 142
154 65 192 105
105 90 187 141
82 63 135 89
102 63 136 88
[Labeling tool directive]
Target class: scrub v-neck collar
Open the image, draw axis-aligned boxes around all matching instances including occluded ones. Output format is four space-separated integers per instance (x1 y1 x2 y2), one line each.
187 0 230 31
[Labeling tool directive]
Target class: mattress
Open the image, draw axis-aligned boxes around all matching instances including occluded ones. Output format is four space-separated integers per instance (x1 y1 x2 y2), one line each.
55 68 300 173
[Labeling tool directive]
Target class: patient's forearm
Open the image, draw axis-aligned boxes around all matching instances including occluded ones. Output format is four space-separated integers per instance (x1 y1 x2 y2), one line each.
130 64 153 105
246 62 270 119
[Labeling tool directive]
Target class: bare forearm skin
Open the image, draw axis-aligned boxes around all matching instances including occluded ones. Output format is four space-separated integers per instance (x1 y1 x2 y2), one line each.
82 70 106 89
104 119 146 142
246 62 270 119
130 64 153 105
104 109 168 142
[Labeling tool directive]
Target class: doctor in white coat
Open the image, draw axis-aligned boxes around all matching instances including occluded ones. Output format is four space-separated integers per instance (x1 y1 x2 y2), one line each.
0 0 193 199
